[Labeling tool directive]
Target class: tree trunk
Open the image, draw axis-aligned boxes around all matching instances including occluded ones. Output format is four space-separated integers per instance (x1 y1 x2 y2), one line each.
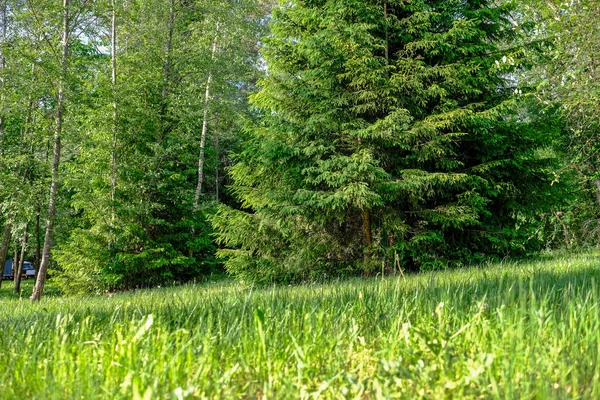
31 0 69 302
214 112 220 203
35 204 41 279
193 22 220 212
0 223 10 288
0 1 5 70
14 224 28 294
363 209 373 259
12 241 17 282
110 0 118 229
0 0 6 155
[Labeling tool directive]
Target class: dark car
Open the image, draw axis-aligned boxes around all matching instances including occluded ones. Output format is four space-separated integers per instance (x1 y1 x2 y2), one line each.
3 259 13 280
3 259 36 280
22 262 36 279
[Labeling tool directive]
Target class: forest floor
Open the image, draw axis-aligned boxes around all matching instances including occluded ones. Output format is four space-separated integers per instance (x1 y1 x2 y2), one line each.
1 252 600 399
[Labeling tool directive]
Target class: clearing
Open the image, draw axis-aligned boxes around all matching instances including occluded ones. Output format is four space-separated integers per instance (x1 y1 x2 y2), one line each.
1 253 599 399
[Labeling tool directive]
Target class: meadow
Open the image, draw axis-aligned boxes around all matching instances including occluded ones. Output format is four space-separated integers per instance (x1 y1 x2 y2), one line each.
1 253 600 399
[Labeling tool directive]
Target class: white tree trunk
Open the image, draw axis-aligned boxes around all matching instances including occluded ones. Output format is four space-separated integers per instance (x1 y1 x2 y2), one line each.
0 3 8 289
193 22 220 212
0 0 7 155
14 223 29 294
31 0 70 301
111 0 118 228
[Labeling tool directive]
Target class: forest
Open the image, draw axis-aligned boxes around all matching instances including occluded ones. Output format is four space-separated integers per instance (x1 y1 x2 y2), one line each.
0 0 598 301
2 1 600 398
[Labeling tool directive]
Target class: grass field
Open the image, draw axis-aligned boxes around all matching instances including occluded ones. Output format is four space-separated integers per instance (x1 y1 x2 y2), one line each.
1 253 600 399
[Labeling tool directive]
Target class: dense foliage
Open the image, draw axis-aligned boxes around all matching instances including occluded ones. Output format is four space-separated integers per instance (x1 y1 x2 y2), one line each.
521 0 600 248
0 0 598 293
0 0 270 294
214 0 565 283
51 0 267 291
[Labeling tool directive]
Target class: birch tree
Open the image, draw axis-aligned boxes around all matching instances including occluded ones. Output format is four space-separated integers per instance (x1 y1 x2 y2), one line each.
31 0 70 301
193 21 219 212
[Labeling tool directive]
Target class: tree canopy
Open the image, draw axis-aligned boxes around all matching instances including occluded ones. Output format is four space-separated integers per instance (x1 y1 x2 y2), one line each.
0 0 596 294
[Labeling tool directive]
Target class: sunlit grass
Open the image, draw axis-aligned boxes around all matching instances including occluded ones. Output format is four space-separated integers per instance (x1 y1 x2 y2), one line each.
1 253 600 399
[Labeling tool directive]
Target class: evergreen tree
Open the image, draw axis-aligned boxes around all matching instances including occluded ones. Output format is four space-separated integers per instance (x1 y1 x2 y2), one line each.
214 0 562 282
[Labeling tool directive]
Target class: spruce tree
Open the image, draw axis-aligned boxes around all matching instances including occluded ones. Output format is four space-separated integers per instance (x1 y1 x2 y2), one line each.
214 0 560 282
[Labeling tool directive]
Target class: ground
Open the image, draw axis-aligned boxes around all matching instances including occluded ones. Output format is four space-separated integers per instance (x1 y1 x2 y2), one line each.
1 253 600 399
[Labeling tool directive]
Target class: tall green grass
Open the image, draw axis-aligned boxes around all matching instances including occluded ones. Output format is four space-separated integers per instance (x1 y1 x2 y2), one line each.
1 253 600 399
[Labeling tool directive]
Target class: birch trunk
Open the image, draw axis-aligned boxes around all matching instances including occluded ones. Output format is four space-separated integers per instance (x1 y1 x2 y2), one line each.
12 242 17 281
193 22 220 212
35 205 40 279
111 0 118 228
0 1 5 70
0 223 10 288
0 1 6 155
31 0 70 301
14 224 28 294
